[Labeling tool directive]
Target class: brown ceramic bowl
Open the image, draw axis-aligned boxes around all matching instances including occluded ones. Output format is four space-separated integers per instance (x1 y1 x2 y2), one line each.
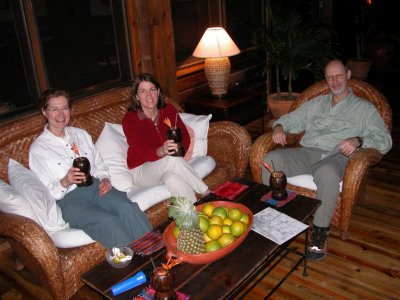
163 201 253 265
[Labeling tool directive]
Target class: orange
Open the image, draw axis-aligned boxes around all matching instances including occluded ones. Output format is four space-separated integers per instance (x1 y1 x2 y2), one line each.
222 225 231 234
205 240 222 253
240 213 249 224
223 218 233 226
212 207 228 219
204 233 212 242
228 208 242 221
173 225 180 239
207 224 223 240
209 215 223 226
198 216 210 233
218 233 236 248
202 203 215 217
230 221 246 237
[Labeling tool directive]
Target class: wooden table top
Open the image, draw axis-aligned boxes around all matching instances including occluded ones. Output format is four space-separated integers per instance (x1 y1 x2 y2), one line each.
81 178 321 299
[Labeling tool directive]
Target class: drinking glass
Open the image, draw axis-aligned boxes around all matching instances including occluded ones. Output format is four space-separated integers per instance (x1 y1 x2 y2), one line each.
166 127 185 157
152 266 177 300
269 171 287 200
72 157 93 187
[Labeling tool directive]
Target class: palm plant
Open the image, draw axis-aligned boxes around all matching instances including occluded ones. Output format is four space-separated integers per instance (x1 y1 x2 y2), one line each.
255 0 334 99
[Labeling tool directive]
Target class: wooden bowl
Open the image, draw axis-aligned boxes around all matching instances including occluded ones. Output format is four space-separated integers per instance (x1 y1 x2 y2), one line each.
163 201 253 265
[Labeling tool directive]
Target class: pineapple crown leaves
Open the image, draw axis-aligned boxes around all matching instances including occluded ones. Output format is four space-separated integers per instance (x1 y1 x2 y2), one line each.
168 196 200 229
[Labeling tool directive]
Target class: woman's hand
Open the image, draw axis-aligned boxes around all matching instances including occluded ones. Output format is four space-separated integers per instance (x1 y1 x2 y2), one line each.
61 167 86 188
158 140 178 157
99 178 112 196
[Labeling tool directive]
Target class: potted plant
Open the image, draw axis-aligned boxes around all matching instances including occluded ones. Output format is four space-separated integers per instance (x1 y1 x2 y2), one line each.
347 0 376 80
255 0 334 118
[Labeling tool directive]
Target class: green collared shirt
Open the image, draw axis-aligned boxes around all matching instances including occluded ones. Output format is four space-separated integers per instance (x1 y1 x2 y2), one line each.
273 89 392 154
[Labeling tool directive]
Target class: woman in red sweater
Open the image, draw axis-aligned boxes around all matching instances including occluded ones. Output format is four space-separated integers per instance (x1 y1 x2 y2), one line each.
122 73 210 203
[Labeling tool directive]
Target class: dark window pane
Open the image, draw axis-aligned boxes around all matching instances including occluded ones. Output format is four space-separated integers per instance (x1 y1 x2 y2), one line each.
226 0 263 49
0 10 31 117
32 0 120 90
171 0 209 64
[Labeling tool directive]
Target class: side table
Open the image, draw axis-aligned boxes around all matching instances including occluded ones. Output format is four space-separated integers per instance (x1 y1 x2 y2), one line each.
185 87 266 130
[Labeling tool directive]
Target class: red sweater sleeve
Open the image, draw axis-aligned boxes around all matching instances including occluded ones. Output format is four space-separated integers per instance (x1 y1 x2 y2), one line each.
122 104 190 169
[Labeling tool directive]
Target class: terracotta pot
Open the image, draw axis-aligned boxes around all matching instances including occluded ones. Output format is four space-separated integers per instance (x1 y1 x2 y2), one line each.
163 201 253 265
267 92 298 119
347 59 372 81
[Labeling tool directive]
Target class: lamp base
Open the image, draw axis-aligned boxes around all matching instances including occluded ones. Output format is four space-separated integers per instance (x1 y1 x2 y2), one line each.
211 92 229 99
204 57 231 98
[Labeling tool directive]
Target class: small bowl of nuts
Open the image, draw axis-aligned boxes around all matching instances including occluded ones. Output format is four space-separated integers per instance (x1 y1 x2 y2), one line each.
105 246 133 269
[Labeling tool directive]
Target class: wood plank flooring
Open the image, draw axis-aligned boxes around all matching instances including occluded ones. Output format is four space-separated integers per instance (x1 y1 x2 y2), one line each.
0 125 399 300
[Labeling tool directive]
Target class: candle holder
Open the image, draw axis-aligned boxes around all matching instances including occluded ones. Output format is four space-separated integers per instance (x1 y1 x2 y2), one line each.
269 171 287 200
166 127 185 157
151 266 177 300
72 157 93 187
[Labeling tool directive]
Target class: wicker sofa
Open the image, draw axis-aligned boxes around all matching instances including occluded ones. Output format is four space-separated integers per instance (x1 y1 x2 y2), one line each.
0 85 251 299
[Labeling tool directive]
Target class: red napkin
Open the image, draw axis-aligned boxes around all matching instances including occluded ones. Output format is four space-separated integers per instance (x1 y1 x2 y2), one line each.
212 181 249 200
133 286 190 300
260 190 297 207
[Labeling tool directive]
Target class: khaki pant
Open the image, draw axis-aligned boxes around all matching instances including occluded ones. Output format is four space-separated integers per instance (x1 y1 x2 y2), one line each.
130 156 209 203
262 147 349 227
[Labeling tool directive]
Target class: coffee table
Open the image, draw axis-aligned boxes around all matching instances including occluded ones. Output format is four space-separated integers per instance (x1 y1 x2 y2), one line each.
81 177 321 299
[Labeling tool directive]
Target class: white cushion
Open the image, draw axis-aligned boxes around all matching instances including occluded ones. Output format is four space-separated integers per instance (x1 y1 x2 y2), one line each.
287 174 343 192
48 227 95 248
8 159 95 248
0 179 39 222
188 156 216 179
95 122 133 192
179 113 212 158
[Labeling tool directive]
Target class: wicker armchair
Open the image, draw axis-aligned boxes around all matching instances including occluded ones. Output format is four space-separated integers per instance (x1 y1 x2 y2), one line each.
250 79 392 239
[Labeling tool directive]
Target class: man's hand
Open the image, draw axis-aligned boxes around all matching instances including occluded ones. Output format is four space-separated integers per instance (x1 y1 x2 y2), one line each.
99 178 112 196
339 137 359 157
272 125 287 146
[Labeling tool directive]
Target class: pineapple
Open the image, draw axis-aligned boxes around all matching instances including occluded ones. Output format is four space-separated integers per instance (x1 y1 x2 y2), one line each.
168 196 205 254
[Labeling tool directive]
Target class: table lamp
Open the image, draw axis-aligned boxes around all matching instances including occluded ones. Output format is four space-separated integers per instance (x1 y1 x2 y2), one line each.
193 27 240 98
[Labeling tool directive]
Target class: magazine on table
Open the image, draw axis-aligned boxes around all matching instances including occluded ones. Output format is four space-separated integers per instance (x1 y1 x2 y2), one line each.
251 207 308 245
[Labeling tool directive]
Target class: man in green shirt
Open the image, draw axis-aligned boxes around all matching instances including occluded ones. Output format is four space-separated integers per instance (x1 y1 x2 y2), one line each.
262 59 392 261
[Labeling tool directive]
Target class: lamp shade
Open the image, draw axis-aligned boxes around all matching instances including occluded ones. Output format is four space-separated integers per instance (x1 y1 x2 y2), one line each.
193 27 240 97
193 27 240 58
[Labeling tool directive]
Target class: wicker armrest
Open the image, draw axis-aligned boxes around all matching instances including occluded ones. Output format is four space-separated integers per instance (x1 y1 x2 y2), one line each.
249 132 302 183
207 121 252 178
0 211 65 299
340 148 383 224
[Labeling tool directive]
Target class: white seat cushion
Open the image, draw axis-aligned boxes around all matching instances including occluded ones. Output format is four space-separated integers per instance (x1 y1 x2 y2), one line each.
287 174 343 192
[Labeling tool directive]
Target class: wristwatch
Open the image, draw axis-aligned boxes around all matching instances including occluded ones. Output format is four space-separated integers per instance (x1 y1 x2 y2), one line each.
356 136 363 148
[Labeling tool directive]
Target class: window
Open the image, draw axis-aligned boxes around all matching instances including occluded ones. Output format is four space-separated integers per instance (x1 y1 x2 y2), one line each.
0 0 132 120
172 0 264 67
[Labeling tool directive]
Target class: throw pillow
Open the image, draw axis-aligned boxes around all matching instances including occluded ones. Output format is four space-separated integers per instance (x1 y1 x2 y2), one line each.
8 159 95 247
95 122 133 192
8 159 67 232
179 113 212 158
0 179 39 222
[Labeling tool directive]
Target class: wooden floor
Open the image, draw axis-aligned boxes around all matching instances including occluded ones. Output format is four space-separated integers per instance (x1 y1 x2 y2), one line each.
1 122 399 299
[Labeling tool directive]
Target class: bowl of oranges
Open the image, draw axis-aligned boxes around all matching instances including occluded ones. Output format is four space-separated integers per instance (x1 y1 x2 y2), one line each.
163 200 253 265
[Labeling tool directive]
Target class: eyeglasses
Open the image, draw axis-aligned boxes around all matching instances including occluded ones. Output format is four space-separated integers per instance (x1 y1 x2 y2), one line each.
138 87 158 95
325 73 347 82
46 107 70 113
